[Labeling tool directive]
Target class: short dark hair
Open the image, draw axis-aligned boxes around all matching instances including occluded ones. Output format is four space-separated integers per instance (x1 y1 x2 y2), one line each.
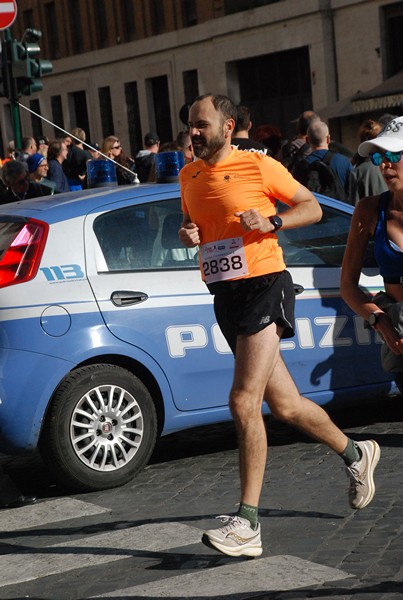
296 111 320 136
2 159 27 185
21 136 35 152
193 93 237 123
234 105 251 134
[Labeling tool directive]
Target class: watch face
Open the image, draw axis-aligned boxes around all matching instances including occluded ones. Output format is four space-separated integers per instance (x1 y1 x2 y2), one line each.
368 313 377 327
271 215 282 230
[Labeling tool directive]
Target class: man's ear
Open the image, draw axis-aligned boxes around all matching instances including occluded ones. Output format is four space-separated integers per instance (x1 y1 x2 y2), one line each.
225 119 235 137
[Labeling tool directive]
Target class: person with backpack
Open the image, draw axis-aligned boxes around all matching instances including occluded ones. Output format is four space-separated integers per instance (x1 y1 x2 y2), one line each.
281 110 320 171
292 120 352 203
135 132 160 182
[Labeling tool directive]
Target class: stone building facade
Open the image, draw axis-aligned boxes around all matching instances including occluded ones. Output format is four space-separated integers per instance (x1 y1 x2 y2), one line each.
1 0 403 155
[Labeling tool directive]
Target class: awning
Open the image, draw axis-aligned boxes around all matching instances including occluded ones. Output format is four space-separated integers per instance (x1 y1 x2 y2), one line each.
318 71 403 119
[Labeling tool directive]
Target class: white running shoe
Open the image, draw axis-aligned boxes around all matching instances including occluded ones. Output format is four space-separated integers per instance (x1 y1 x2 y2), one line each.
202 515 262 557
346 439 381 509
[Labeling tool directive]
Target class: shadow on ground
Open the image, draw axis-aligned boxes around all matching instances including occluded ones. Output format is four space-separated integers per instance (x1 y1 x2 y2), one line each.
1 392 402 499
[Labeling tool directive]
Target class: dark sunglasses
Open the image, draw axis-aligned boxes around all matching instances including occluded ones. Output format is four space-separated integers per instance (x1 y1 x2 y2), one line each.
369 150 403 166
112 144 121 149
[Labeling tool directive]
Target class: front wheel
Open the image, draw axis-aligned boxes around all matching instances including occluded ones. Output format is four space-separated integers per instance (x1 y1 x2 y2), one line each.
39 364 157 491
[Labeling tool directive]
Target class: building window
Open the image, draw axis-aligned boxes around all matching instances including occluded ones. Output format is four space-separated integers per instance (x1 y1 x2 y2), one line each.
148 75 173 144
94 0 108 48
181 0 197 26
69 91 90 140
224 0 281 14
29 99 43 139
125 81 142 158
120 0 136 41
382 2 403 77
70 0 83 54
227 46 312 140
44 2 60 59
51 95 64 138
183 69 199 104
98 87 114 139
149 0 165 35
22 9 34 30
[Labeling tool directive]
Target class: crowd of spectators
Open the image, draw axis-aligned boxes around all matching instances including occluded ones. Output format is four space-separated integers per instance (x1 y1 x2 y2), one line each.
0 107 394 205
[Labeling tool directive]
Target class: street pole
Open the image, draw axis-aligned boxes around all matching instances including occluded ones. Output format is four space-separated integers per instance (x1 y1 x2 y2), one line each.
2 28 22 149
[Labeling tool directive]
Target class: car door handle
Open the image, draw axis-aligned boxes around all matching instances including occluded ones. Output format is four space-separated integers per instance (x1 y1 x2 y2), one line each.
294 284 304 296
111 291 149 306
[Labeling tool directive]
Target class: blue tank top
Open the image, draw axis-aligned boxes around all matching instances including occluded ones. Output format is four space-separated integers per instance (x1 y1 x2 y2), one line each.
374 191 403 283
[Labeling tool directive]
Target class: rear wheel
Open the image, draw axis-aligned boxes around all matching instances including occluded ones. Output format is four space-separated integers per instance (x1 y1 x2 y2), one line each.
39 364 157 491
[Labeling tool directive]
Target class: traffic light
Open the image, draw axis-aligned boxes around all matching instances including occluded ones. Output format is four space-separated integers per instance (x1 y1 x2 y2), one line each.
8 29 53 98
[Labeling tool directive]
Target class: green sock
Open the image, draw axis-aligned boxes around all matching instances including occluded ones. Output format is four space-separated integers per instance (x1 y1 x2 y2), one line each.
339 439 362 466
237 502 258 530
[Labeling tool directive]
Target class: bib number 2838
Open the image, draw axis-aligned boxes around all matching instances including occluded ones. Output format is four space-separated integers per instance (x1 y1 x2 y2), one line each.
200 237 248 284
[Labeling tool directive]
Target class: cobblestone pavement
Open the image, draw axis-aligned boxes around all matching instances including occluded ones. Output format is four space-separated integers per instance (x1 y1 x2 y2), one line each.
0 393 402 599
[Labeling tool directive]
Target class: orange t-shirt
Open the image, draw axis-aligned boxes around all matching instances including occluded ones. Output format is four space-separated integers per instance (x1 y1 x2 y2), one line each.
180 148 299 280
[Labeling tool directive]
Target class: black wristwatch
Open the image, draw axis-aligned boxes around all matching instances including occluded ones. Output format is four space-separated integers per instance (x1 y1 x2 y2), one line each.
368 311 382 328
269 215 282 232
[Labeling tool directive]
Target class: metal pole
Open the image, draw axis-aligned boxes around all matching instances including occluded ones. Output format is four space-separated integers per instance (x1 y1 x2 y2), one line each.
2 28 22 149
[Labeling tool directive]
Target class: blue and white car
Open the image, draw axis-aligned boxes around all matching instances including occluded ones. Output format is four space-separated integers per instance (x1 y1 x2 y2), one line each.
0 184 393 491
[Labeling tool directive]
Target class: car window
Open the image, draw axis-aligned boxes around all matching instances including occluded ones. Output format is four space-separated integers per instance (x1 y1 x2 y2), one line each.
94 198 198 272
276 202 376 268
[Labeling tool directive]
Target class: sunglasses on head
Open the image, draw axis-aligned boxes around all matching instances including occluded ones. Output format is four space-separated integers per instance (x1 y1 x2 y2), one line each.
369 150 403 166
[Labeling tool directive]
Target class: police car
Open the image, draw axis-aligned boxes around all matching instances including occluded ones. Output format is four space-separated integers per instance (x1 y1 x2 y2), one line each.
0 184 392 491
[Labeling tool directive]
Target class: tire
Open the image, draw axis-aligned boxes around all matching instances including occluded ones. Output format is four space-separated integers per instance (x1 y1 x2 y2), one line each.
39 364 157 492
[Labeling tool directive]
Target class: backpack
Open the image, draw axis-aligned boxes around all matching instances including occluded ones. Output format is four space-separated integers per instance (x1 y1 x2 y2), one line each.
282 141 309 172
295 151 347 202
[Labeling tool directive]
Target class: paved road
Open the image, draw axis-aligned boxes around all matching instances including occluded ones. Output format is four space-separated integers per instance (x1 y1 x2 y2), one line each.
0 393 402 600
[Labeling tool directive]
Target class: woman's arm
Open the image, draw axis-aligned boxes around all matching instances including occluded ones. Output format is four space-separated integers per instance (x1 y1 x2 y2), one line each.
341 196 403 355
340 197 380 319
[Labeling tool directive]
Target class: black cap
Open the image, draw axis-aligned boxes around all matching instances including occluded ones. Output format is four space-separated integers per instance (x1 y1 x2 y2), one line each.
88 142 100 151
36 136 49 146
144 131 160 146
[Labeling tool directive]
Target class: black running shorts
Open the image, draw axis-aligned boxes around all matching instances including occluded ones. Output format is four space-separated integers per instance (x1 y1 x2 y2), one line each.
207 271 295 354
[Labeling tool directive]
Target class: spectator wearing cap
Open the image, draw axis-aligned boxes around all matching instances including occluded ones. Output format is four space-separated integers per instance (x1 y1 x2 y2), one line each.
36 136 49 157
88 142 101 160
0 159 47 204
27 152 56 195
135 131 160 182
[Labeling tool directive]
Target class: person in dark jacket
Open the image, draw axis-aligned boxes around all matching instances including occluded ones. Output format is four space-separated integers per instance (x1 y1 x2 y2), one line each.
63 127 91 190
0 160 47 204
47 139 70 193
135 131 160 182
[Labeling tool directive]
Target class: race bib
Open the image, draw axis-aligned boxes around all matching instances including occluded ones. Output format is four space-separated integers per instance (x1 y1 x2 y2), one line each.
200 237 249 283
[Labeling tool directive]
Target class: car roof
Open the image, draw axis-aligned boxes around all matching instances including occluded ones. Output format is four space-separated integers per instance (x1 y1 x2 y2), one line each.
0 183 181 224
0 184 353 225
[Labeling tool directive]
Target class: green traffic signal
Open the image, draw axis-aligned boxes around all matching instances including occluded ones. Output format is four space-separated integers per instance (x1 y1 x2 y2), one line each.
5 29 53 98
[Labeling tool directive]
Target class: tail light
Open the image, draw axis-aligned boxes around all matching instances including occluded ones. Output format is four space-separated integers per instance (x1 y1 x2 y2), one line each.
0 218 49 288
